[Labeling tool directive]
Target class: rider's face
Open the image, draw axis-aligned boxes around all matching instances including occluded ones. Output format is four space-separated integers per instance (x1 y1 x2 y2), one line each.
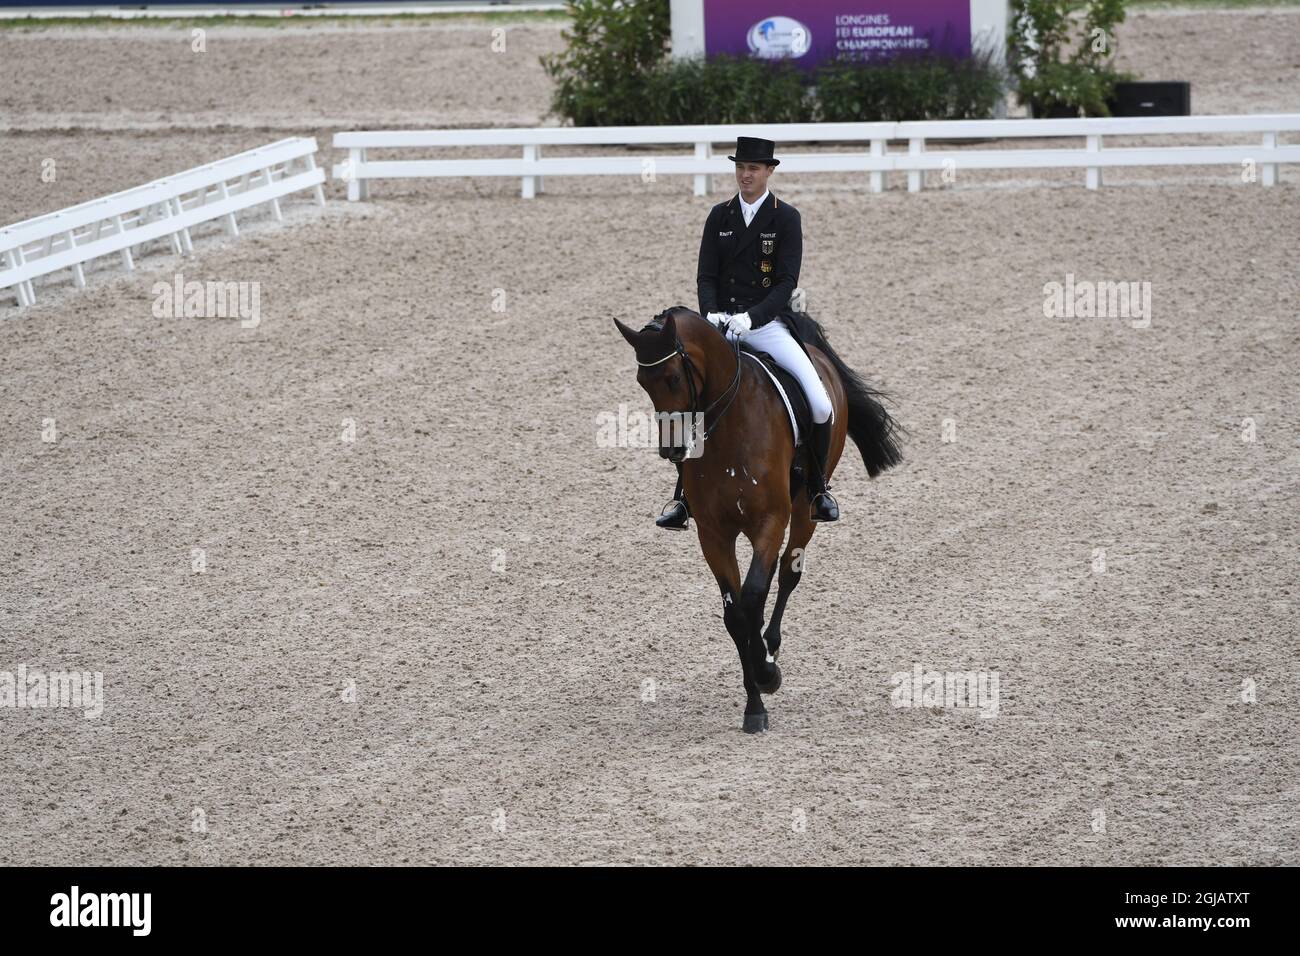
734 161 773 201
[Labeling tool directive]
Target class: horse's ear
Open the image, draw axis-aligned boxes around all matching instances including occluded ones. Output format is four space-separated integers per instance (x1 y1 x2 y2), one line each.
612 317 641 348
660 313 678 340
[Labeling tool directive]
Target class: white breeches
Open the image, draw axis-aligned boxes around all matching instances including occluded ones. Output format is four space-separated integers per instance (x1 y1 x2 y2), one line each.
725 318 833 424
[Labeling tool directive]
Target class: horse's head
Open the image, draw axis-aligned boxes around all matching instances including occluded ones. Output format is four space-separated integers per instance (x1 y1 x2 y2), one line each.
613 307 713 463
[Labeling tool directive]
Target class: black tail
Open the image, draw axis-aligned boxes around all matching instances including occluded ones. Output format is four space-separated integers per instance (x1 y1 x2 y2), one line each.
786 311 903 478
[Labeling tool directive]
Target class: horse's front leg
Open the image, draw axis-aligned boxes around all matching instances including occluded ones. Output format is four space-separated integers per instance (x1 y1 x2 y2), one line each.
741 516 788 703
697 526 767 733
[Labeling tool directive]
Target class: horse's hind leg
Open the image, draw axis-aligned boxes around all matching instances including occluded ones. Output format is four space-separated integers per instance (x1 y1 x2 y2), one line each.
763 508 815 664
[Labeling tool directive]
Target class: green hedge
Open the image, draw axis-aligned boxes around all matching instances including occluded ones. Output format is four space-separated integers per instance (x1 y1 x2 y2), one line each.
816 51 1006 122
545 50 1005 126
641 56 814 125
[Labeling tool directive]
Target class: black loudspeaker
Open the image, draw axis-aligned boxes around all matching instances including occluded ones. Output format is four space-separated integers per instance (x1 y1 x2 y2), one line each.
1107 81 1191 117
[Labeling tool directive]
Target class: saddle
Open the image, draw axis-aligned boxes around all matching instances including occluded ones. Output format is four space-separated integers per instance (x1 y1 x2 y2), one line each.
738 343 812 448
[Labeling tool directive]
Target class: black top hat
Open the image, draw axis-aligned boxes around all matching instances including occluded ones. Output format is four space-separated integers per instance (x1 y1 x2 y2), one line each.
728 137 780 166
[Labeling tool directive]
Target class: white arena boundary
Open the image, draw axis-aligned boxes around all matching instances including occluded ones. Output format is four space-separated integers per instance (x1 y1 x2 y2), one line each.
333 115 1300 200
0 4 565 20
2 138 326 308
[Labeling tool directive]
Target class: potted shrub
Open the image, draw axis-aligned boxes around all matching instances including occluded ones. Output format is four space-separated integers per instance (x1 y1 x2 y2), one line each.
1009 0 1133 118
541 0 671 126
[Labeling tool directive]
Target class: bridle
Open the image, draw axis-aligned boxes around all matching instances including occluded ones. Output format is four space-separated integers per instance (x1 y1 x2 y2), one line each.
637 324 743 456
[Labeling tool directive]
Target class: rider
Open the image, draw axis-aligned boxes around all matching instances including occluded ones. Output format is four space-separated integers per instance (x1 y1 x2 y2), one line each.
657 136 839 530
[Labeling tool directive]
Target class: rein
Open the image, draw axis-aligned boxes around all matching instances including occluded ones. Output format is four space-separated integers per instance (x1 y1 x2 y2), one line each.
636 324 743 451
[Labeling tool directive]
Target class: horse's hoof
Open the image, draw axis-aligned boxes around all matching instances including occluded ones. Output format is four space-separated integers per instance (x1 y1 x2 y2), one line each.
743 712 769 734
756 663 782 695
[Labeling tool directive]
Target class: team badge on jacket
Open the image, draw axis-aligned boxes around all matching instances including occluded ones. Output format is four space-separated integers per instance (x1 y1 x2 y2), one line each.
760 260 773 272
762 239 775 254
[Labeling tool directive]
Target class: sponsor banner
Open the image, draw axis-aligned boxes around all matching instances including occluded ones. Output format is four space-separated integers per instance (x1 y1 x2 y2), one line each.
703 1 972 67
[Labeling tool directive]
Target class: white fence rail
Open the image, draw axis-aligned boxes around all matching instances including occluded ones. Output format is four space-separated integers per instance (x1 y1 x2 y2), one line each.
334 115 1300 199
2 138 326 308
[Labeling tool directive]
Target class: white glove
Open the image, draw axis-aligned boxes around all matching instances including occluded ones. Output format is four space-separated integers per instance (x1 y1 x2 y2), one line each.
726 312 752 335
705 312 728 328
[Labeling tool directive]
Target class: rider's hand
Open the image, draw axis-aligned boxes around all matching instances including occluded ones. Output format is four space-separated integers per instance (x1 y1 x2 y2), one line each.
726 312 753 336
705 312 728 328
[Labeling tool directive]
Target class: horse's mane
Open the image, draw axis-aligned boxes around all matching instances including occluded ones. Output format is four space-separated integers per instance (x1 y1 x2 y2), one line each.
643 305 698 334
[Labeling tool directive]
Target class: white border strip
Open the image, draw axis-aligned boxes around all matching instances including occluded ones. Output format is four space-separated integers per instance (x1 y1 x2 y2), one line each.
0 3 564 20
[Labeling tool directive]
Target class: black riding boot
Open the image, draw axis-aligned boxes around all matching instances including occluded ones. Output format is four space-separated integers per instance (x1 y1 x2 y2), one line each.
655 464 690 530
807 420 840 523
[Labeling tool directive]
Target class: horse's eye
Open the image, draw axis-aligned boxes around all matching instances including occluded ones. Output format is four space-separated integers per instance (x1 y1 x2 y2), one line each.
666 374 680 388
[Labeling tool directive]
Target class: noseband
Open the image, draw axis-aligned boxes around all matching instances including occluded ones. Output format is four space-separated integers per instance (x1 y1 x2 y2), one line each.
637 325 743 454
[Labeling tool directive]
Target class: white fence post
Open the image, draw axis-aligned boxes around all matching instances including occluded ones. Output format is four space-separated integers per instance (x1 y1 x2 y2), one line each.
870 138 885 193
6 248 34 306
114 215 134 270
64 230 86 288
522 144 538 199
300 153 329 205
694 141 712 197
216 181 240 236
172 196 194 254
263 166 284 222
907 138 924 193
160 202 184 256
346 147 363 202
1086 134 1103 190
342 147 367 202
1262 132 1277 187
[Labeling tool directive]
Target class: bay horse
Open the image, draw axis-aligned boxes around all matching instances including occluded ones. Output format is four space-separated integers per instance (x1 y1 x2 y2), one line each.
614 307 901 733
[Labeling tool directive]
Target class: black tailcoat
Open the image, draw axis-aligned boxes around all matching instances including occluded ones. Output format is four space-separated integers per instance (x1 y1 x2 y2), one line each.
696 192 803 330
